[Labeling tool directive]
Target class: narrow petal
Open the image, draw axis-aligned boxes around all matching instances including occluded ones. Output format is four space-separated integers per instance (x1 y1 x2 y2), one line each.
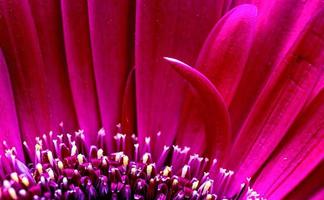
0 50 23 159
135 0 227 156
164 57 230 162
284 163 324 200
228 7 324 182
121 69 136 135
196 4 257 105
229 0 324 134
61 0 101 144
174 4 257 154
253 90 324 199
0 0 53 146
28 0 78 131
88 0 134 148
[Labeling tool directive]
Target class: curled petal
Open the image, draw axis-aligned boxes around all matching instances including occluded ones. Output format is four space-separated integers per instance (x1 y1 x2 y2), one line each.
197 4 257 105
164 57 231 161
135 0 226 156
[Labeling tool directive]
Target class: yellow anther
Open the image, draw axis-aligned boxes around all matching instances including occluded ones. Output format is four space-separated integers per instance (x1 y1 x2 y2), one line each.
123 155 129 167
172 179 179 186
47 151 54 165
36 163 43 174
47 168 55 180
142 153 150 164
77 154 84 165
71 144 77 156
57 160 64 170
146 164 153 177
181 165 189 178
8 187 17 200
10 172 19 182
97 149 104 159
35 144 42 151
206 194 213 200
163 166 171 176
21 176 29 187
192 180 199 190
202 180 212 195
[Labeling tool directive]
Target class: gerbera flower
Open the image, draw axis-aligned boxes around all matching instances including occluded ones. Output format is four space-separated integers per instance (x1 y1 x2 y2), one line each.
0 0 323 199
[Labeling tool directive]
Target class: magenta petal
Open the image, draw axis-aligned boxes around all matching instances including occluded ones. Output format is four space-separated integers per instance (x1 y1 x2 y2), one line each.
135 0 227 156
164 57 230 162
253 90 324 199
88 0 134 148
0 51 23 159
197 4 257 105
228 7 324 181
229 0 324 134
121 69 136 136
61 0 101 143
0 0 62 146
284 163 324 200
28 0 78 131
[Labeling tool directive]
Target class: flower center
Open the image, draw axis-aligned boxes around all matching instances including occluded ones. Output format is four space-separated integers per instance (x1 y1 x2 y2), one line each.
0 127 262 200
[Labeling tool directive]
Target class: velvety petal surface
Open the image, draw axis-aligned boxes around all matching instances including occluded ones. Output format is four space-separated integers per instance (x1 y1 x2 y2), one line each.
196 4 257 105
229 0 324 134
253 90 324 199
164 57 230 162
227 7 324 183
174 4 257 155
135 0 229 156
88 0 134 149
0 0 78 147
0 51 23 159
61 0 101 144
284 162 324 200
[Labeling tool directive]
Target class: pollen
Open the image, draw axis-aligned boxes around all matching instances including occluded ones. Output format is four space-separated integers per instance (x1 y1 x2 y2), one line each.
0 128 263 200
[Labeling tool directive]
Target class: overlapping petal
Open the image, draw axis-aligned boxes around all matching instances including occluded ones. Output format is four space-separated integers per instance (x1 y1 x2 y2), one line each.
228 7 324 184
164 57 230 162
88 0 134 150
0 0 78 147
0 51 23 160
61 0 101 144
197 4 257 105
229 0 324 134
135 0 228 156
253 90 324 199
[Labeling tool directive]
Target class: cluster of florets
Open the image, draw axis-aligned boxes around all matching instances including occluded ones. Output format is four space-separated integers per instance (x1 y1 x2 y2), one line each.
0 127 263 200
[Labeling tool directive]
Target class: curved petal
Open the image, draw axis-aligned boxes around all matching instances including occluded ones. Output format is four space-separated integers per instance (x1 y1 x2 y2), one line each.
0 50 23 159
135 0 227 156
229 0 324 134
88 0 134 149
164 57 230 162
61 0 101 144
284 162 324 200
228 7 324 182
196 4 257 105
253 89 324 199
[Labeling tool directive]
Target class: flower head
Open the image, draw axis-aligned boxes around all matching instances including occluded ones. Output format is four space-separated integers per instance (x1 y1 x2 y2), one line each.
0 0 323 200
